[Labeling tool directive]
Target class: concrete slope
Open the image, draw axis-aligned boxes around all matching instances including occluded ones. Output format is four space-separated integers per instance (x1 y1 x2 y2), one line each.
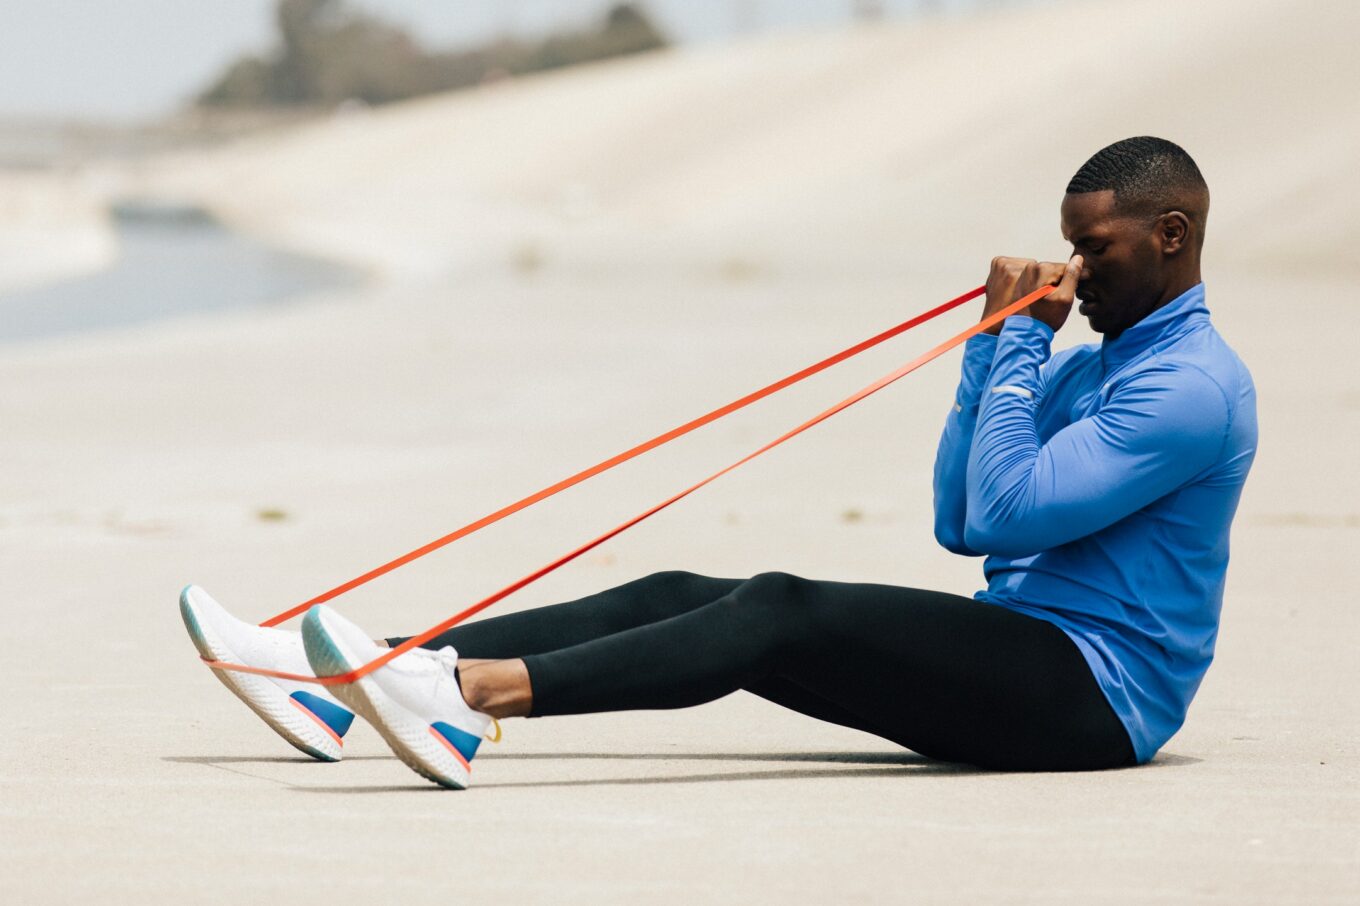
132 0 1359 282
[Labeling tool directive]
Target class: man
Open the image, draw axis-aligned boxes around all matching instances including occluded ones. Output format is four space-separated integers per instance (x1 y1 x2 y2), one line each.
182 136 1257 789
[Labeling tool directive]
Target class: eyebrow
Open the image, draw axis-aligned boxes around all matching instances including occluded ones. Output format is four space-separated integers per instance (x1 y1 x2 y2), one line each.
1068 232 1110 248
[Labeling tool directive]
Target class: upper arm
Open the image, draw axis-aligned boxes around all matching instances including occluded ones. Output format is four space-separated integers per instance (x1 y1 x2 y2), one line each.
964 364 1232 556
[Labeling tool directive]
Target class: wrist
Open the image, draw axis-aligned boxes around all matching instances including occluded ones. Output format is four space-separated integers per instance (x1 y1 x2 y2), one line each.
1000 314 1054 341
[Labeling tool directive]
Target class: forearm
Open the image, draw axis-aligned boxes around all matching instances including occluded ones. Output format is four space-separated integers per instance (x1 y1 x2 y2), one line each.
932 333 998 555
964 317 1053 555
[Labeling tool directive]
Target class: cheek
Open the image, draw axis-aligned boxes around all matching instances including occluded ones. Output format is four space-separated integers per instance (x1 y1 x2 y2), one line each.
1103 247 1158 301
1107 246 1147 280
1085 253 1120 284
1132 235 1164 269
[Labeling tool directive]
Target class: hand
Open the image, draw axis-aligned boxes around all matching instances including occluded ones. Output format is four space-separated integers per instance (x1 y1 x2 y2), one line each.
980 255 1084 335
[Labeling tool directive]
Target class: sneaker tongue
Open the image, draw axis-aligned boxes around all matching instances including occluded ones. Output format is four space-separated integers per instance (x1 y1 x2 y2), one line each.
435 645 461 671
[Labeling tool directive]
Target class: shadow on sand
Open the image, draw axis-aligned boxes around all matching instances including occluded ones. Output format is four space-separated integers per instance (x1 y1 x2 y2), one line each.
164 755 396 765
163 749 1199 794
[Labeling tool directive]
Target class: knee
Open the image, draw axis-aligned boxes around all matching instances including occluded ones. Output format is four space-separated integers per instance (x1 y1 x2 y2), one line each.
646 569 705 587
740 572 812 614
639 570 711 599
733 572 820 652
628 570 726 621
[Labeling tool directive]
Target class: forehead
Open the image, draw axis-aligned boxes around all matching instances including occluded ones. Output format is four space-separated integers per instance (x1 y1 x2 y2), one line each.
1061 190 1122 239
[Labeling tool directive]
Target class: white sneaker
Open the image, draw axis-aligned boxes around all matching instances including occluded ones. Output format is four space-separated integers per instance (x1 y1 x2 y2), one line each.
301 604 492 790
179 585 356 762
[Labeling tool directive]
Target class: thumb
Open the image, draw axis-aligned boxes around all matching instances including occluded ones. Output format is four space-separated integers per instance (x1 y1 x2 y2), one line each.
1050 254 1082 305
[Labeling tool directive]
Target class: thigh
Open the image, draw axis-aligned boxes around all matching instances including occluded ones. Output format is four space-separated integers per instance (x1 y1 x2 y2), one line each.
767 579 1134 771
744 676 895 739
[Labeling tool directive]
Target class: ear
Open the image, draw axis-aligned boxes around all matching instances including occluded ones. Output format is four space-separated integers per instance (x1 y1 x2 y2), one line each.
1157 211 1190 256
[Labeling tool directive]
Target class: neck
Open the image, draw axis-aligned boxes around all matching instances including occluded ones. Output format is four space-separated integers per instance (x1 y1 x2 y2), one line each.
1103 271 1201 341
1156 263 1201 309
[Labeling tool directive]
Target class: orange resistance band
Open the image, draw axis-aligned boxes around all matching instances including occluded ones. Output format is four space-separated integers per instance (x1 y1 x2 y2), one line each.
207 284 1052 686
259 284 985 629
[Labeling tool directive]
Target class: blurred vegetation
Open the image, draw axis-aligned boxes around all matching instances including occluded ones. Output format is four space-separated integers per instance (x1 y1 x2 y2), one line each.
198 0 668 109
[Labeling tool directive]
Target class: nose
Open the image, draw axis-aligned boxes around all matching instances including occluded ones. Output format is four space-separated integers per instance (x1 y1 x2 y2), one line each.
1070 254 1093 282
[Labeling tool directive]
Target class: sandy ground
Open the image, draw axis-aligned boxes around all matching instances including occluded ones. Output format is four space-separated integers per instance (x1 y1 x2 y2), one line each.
1 0 1357 902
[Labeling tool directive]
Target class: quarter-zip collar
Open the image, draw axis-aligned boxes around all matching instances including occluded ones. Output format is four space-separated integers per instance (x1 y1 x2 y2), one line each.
1101 282 1209 372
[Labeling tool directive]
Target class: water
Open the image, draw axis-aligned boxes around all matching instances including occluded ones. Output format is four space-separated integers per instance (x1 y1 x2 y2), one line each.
0 203 364 345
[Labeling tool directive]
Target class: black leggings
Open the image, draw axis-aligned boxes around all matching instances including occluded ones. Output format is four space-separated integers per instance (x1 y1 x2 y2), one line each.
390 571 1135 771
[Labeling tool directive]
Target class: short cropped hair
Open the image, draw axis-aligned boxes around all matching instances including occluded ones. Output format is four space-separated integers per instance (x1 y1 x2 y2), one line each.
1066 137 1208 219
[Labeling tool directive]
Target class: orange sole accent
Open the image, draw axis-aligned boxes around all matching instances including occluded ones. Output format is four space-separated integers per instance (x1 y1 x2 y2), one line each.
428 726 473 772
288 697 344 747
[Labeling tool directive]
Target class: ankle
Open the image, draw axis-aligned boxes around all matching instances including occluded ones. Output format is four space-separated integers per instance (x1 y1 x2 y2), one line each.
459 659 533 719
457 662 496 712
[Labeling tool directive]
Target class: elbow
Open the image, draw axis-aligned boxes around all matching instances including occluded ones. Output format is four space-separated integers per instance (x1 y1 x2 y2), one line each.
962 511 1041 558
935 525 976 557
934 514 983 557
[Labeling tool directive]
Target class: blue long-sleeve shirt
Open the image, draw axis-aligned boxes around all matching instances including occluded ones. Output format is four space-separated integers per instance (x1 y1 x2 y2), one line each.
932 283 1257 761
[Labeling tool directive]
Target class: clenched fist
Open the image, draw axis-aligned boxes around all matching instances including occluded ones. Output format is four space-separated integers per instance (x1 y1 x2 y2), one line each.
981 255 1084 335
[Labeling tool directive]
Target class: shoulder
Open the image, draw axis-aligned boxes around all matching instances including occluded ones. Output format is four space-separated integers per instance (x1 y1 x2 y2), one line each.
1135 325 1253 417
1109 337 1243 454
1175 323 1254 389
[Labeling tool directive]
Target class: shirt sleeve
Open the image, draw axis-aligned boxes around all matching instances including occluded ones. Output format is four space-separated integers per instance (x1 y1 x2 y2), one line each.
932 332 999 555
963 317 1231 558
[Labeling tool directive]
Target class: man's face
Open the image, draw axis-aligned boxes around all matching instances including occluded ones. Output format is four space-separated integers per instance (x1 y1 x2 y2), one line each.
1060 190 1164 338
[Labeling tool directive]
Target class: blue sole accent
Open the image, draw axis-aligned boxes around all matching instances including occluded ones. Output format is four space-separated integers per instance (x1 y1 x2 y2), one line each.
179 588 213 660
291 690 355 737
431 721 481 764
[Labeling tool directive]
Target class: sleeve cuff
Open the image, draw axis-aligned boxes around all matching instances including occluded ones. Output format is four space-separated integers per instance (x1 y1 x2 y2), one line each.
965 332 1000 351
999 315 1054 344
955 332 1001 407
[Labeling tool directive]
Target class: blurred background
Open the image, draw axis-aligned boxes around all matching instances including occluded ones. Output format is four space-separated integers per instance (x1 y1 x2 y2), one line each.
1 0 1354 331
0 0 1068 315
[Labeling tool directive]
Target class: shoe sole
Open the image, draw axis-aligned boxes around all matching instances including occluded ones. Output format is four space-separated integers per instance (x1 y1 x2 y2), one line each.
303 610 471 790
180 589 342 763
